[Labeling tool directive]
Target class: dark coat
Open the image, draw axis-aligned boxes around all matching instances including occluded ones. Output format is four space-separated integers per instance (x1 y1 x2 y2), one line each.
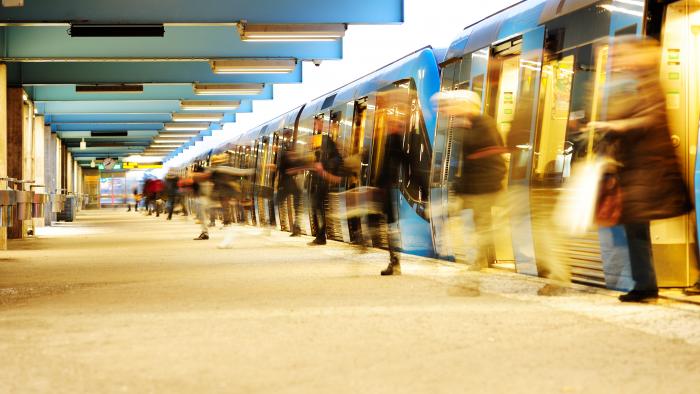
602 71 691 223
452 115 507 195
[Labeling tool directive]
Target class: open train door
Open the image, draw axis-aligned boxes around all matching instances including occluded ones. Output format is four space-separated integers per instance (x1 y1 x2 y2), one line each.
506 26 546 276
654 0 700 286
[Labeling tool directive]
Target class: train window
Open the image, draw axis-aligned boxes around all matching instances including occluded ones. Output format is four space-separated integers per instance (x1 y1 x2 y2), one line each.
470 48 490 107
531 55 575 184
329 110 342 142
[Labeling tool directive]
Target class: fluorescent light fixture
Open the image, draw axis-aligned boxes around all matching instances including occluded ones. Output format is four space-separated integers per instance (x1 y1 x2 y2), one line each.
157 132 199 138
239 22 345 42
79 138 87 150
154 138 190 144
180 100 240 111
76 84 144 94
209 59 296 74
193 83 265 96
149 144 181 148
172 112 224 122
164 123 210 131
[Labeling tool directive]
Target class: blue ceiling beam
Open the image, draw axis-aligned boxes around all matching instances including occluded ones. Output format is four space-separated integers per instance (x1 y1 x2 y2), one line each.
9 61 302 84
2 27 341 60
0 0 403 24
38 100 251 114
27 84 273 102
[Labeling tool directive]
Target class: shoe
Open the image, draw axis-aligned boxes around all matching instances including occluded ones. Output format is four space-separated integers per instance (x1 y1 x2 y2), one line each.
194 232 209 240
683 284 700 296
618 289 658 303
381 256 401 276
307 239 326 246
289 232 301 237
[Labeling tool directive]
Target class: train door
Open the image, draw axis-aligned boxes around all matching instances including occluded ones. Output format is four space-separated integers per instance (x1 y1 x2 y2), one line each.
483 37 525 268
325 107 352 242
529 38 612 286
653 0 700 286
346 96 377 244
429 56 471 259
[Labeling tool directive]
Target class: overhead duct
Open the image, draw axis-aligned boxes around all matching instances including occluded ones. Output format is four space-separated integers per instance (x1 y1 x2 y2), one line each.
76 84 144 94
69 24 165 37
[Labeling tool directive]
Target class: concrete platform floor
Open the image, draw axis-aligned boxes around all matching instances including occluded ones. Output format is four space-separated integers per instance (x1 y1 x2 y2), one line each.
1 210 700 393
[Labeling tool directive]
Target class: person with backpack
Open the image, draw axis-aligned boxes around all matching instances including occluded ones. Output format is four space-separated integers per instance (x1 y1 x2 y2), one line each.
432 89 508 271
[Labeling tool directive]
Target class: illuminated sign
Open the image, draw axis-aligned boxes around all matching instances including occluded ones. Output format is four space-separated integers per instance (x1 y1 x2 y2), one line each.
122 162 163 169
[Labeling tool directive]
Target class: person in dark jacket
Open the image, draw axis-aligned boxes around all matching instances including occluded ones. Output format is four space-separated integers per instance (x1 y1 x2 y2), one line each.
432 89 507 271
588 36 692 302
308 134 343 246
273 130 303 236
164 171 180 220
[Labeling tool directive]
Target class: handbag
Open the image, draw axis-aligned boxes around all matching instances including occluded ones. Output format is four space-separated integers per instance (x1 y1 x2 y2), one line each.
595 170 622 227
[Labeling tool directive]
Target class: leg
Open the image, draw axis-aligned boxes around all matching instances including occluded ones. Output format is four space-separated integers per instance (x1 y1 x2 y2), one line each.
619 222 657 301
309 189 327 245
381 189 401 276
625 222 657 291
194 196 209 240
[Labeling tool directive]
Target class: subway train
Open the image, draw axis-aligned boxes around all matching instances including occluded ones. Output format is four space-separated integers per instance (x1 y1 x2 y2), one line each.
192 0 700 289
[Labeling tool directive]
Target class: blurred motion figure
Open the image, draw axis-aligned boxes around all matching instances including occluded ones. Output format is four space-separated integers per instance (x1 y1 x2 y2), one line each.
432 90 507 271
589 36 692 302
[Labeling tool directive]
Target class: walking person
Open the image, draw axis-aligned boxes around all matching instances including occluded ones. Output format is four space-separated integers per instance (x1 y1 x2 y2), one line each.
588 36 692 302
164 170 180 220
273 129 303 236
432 89 507 272
191 165 211 240
308 134 343 246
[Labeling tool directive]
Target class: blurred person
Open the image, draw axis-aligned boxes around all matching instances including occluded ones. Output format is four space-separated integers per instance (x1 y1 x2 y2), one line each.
191 165 211 240
431 89 507 272
272 129 303 237
211 165 255 249
369 88 415 276
588 36 692 302
144 177 164 217
164 170 180 220
308 134 343 246
127 187 139 212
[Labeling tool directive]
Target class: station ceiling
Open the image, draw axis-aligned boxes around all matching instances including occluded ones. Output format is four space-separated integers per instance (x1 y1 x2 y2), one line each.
0 0 404 166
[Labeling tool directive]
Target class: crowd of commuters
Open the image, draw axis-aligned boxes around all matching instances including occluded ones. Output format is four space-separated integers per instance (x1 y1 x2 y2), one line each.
128 36 700 301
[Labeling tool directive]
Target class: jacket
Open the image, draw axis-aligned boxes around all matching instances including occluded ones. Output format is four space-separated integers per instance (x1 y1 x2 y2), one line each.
601 70 691 223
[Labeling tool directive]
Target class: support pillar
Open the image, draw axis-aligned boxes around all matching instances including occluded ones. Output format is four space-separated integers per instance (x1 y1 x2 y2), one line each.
7 88 23 239
0 64 7 250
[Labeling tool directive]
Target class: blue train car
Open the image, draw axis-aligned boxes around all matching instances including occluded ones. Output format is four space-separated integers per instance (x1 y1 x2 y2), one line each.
219 47 441 257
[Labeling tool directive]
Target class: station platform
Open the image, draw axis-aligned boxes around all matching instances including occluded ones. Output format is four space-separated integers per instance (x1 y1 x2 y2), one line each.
1 210 699 393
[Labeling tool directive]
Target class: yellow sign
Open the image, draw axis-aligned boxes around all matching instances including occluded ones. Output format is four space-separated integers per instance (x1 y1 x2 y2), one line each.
123 162 163 169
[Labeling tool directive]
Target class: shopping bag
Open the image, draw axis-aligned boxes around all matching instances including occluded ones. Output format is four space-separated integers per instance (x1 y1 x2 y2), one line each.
553 158 611 235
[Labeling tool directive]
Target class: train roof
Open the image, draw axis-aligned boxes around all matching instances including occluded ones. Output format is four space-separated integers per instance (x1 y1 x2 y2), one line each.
299 46 440 120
